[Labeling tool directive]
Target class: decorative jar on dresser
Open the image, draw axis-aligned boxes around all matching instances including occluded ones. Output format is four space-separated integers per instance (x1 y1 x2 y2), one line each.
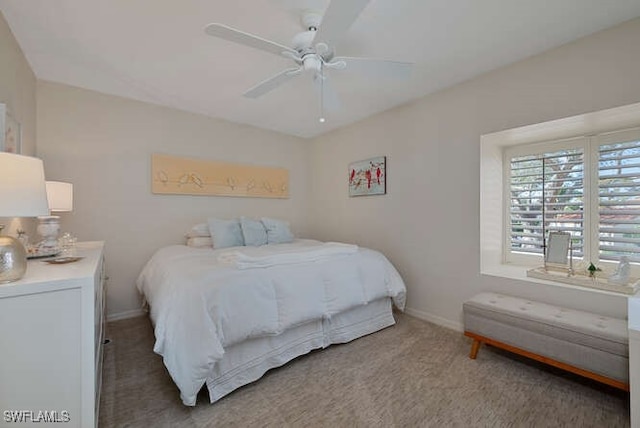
0 242 106 428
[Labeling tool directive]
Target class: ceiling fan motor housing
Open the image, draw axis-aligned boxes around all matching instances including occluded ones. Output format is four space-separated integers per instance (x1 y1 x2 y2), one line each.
293 11 331 61
292 30 316 52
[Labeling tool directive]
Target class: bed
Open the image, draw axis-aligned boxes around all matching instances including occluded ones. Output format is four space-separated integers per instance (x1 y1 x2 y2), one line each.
136 239 406 406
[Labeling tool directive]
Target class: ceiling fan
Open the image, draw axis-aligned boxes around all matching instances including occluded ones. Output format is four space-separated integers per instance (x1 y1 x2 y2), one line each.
204 0 413 121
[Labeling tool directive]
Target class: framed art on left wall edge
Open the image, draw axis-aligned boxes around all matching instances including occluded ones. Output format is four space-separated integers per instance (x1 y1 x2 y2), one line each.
0 103 22 154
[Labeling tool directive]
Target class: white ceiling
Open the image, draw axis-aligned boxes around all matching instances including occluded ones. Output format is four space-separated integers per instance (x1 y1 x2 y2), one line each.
2 0 640 139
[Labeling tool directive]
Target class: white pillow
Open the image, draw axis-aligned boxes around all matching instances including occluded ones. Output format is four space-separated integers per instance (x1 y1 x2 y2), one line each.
240 217 268 246
261 217 294 244
207 218 244 248
186 236 213 248
186 222 210 238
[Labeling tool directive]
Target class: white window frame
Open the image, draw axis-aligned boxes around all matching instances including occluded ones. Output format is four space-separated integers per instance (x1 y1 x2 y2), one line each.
504 136 590 267
593 128 640 268
503 129 640 274
480 101 640 289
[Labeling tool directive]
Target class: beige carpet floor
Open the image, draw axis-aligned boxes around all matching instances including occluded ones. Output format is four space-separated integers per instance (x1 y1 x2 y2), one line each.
99 313 629 427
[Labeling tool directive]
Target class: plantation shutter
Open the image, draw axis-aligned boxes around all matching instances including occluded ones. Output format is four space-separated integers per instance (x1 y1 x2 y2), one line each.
598 139 640 262
509 148 584 257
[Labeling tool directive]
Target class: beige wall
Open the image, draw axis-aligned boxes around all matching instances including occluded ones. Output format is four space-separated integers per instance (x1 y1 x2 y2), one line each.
0 12 38 236
36 82 309 317
309 18 640 328
29 17 640 323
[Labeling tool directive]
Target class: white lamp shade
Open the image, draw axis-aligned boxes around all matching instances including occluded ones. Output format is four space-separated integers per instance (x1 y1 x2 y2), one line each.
46 181 73 212
0 153 49 217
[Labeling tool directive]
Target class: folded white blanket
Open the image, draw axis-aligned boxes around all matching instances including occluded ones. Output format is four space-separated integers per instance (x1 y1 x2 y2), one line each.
218 241 358 269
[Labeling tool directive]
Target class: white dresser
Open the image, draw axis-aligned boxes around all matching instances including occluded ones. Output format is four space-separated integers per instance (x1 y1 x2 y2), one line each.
0 242 106 428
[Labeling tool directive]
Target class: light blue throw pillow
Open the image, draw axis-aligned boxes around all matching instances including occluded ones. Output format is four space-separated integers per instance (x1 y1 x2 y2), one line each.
261 217 294 244
240 217 268 246
207 218 244 248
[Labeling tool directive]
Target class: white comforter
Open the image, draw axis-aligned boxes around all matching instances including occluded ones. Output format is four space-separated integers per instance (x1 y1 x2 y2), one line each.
136 239 406 406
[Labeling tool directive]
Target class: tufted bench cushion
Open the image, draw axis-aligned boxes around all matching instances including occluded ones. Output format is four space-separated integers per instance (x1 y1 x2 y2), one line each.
463 292 629 389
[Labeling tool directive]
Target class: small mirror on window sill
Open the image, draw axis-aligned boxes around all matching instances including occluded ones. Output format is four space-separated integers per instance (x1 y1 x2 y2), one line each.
545 231 572 274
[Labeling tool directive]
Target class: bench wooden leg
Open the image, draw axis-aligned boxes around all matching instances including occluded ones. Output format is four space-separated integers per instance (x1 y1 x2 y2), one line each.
463 331 629 391
469 339 481 359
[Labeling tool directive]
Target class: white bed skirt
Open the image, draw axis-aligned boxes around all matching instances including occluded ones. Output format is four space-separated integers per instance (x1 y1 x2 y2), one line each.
206 298 395 403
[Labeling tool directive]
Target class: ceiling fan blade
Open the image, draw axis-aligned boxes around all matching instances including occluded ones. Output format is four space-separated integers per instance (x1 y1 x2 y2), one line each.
205 23 298 57
313 0 371 48
332 57 413 80
313 73 341 112
244 67 303 98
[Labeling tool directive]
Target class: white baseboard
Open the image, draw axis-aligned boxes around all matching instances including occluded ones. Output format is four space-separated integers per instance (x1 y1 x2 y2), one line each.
404 307 463 332
106 309 146 322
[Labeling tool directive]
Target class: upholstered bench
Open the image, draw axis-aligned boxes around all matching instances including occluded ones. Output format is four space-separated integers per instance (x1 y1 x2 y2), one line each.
463 292 629 390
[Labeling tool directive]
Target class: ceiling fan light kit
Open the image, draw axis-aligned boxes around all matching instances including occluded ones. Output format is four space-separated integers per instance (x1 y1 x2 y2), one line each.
204 0 414 123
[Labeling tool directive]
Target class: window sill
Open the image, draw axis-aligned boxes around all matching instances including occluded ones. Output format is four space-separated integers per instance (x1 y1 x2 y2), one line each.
527 266 639 295
482 263 638 298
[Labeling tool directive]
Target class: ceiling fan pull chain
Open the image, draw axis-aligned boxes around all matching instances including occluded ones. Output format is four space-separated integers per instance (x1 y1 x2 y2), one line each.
319 65 326 123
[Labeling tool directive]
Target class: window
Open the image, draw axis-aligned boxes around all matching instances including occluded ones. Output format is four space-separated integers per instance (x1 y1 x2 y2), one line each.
504 129 640 267
598 135 640 262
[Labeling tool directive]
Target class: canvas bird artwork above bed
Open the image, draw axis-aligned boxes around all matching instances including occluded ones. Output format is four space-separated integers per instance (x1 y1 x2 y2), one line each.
136 216 406 406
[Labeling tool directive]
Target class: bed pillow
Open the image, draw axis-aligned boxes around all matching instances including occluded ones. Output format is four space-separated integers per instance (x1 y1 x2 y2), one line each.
261 217 294 244
186 222 210 238
207 218 244 248
186 236 213 248
240 217 268 246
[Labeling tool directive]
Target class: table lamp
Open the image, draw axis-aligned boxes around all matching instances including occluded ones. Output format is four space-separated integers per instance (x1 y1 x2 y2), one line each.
37 181 73 250
0 153 49 283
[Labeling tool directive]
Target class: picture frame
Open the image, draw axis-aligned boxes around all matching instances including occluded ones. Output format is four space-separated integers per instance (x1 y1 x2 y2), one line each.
0 103 22 154
545 231 571 268
348 156 386 197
